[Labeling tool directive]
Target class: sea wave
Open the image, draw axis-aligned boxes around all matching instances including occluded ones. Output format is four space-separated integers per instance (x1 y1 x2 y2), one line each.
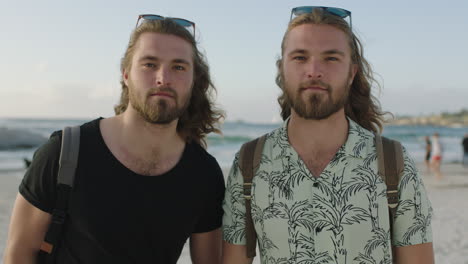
207 134 253 145
0 127 48 150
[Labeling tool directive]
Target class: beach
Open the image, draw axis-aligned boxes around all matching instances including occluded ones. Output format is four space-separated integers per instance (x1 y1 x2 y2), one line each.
1 164 467 263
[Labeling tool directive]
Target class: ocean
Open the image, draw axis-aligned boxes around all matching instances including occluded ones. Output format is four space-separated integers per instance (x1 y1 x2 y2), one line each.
1 118 467 171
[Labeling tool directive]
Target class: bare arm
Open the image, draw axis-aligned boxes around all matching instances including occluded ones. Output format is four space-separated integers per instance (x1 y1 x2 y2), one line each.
393 243 434 264
222 241 253 264
3 193 51 264
189 228 222 264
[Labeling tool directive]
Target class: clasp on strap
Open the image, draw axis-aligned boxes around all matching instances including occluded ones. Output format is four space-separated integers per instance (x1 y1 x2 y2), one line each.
51 209 66 224
243 183 252 200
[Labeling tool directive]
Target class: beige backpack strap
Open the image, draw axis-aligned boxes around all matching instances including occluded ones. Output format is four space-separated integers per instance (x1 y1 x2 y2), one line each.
375 134 404 247
238 134 266 258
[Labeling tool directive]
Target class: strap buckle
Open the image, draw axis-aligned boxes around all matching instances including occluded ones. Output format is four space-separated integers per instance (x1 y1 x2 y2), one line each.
387 190 399 208
51 209 66 224
244 183 252 200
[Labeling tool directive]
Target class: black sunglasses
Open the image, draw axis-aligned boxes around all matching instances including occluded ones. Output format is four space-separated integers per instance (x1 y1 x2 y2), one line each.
136 14 196 37
290 6 352 28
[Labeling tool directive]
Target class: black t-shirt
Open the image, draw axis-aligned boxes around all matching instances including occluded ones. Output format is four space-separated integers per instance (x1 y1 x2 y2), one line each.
463 137 468 153
19 118 225 264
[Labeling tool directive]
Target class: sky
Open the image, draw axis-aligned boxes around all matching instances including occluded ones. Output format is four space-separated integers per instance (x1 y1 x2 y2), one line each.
0 0 466 123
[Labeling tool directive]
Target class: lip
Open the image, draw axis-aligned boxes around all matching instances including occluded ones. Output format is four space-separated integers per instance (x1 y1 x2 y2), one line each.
302 86 327 91
150 92 174 98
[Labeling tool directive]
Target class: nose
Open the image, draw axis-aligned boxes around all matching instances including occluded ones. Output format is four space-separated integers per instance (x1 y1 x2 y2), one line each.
155 66 172 87
306 59 323 79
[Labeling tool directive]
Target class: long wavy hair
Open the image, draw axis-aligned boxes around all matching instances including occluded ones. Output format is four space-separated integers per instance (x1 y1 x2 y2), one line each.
276 9 387 133
114 19 224 147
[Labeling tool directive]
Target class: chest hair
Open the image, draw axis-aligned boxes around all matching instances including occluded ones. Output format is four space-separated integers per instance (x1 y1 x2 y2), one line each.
117 148 181 176
299 150 339 178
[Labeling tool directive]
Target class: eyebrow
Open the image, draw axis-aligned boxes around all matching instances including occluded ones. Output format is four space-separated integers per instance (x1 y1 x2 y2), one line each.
322 49 345 57
172 58 191 65
287 49 346 57
138 55 191 65
287 49 307 57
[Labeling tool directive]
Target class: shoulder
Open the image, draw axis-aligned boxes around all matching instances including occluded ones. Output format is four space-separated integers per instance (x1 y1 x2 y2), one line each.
18 131 62 212
262 126 287 151
268 125 286 140
339 118 376 159
29 119 100 171
186 142 224 176
48 118 102 140
37 130 63 158
78 118 103 135
188 142 217 164
346 117 375 143
185 142 225 193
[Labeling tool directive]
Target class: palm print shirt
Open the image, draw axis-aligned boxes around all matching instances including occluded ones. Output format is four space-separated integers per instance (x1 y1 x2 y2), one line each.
222 118 433 264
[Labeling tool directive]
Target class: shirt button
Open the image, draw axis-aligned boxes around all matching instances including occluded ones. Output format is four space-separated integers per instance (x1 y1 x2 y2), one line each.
313 182 319 187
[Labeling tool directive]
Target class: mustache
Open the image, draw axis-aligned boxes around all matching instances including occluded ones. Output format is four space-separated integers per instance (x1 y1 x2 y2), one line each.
299 80 331 90
147 87 177 97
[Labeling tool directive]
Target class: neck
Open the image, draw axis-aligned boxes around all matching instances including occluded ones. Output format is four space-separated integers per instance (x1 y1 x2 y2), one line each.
288 108 348 153
115 106 184 152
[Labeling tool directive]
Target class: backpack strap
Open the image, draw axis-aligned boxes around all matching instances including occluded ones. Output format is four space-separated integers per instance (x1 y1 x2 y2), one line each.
238 134 266 258
375 134 404 246
39 126 80 259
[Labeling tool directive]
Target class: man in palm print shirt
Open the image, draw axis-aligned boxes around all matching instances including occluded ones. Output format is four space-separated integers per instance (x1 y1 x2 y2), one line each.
222 7 434 264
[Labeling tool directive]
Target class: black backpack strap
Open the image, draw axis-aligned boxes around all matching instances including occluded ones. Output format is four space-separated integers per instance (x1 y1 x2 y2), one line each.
375 134 404 247
39 126 80 260
238 134 266 258
57 126 81 187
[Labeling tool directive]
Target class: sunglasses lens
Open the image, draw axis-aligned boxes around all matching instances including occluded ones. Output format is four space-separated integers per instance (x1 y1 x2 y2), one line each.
142 15 164 21
293 6 314 16
137 14 195 37
172 19 192 28
326 8 349 18
293 6 350 19
141 16 192 29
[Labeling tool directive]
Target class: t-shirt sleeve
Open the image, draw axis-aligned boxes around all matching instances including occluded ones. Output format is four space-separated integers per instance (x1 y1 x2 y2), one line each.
222 153 247 245
19 131 62 213
392 146 433 246
193 156 226 233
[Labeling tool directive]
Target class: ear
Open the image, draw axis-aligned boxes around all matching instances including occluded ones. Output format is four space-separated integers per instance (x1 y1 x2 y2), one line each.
276 57 283 71
122 68 129 86
348 63 358 86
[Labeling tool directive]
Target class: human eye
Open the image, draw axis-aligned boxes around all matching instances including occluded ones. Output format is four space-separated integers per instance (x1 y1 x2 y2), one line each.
143 63 156 68
292 56 307 62
173 65 186 71
325 57 339 62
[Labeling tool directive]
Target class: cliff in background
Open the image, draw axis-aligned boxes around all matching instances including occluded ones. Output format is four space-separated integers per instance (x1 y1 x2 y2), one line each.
389 109 468 126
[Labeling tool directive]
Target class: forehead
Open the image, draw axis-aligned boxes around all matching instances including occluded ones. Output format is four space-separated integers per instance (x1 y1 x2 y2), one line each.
284 24 351 55
133 32 193 62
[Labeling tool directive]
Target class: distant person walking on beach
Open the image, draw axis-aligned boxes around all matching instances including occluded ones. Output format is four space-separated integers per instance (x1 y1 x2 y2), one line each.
462 133 468 167
4 15 225 264
425 135 432 169
222 6 434 264
431 133 443 179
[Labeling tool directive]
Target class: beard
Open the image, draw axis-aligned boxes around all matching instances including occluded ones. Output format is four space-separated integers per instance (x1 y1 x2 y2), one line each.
283 72 352 120
128 82 191 125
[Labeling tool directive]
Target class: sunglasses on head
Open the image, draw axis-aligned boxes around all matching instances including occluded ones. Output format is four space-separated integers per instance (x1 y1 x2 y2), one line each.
136 14 196 37
290 6 352 28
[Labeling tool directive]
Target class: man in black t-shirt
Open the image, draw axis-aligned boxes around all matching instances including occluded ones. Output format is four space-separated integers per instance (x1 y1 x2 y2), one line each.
4 15 225 264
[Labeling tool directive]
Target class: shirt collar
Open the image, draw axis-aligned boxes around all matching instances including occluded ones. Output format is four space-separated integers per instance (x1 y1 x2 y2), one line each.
279 116 374 159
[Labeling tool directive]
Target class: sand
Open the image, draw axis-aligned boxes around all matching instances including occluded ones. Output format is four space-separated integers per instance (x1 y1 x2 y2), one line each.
1 164 467 263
